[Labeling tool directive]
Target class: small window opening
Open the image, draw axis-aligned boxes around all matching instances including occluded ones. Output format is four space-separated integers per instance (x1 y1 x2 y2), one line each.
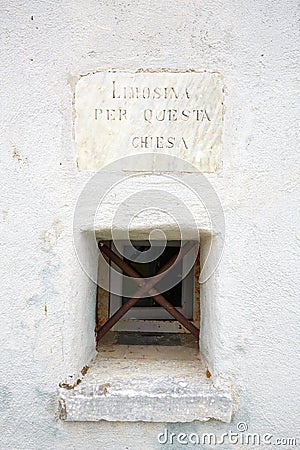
96 240 200 353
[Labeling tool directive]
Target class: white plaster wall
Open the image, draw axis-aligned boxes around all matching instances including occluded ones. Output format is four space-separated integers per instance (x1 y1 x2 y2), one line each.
0 1 299 448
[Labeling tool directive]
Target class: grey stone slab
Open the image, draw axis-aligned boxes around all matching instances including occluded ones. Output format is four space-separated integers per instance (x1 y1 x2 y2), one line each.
59 357 232 422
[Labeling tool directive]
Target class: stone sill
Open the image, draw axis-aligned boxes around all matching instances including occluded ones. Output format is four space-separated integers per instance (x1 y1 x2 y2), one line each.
58 355 232 423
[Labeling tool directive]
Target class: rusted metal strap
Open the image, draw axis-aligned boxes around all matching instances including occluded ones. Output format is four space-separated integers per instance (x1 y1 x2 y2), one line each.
97 241 199 340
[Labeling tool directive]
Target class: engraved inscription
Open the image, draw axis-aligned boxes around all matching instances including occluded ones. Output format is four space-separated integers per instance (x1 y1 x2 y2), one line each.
74 71 224 172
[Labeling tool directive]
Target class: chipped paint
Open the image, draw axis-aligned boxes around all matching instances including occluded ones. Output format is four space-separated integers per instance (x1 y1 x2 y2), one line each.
39 220 63 252
12 144 28 165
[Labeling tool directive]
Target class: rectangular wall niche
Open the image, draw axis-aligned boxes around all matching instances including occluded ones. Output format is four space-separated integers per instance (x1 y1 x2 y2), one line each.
74 70 224 172
59 235 233 423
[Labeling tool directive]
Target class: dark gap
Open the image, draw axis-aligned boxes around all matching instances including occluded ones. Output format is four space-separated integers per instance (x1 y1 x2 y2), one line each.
116 332 182 346
122 244 182 307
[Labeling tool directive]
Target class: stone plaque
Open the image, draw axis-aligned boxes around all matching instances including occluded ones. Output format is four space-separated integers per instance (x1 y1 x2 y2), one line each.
74 71 224 172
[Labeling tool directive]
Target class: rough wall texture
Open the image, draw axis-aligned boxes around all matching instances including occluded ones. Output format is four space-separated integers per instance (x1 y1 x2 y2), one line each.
0 1 299 449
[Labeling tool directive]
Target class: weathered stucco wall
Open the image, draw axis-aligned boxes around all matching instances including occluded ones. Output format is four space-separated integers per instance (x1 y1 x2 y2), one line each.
0 1 299 448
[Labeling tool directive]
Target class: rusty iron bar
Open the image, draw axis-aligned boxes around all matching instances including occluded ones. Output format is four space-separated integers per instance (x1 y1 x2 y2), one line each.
98 241 194 338
97 241 199 340
97 241 198 339
100 240 195 290
146 287 199 336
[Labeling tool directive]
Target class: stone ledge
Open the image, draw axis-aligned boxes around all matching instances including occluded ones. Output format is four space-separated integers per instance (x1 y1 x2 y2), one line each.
58 358 232 423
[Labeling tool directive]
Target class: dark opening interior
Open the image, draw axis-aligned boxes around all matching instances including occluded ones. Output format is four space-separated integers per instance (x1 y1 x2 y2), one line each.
121 243 182 307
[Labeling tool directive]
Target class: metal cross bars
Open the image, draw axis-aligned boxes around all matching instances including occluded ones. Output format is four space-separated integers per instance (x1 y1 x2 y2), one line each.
97 241 200 341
